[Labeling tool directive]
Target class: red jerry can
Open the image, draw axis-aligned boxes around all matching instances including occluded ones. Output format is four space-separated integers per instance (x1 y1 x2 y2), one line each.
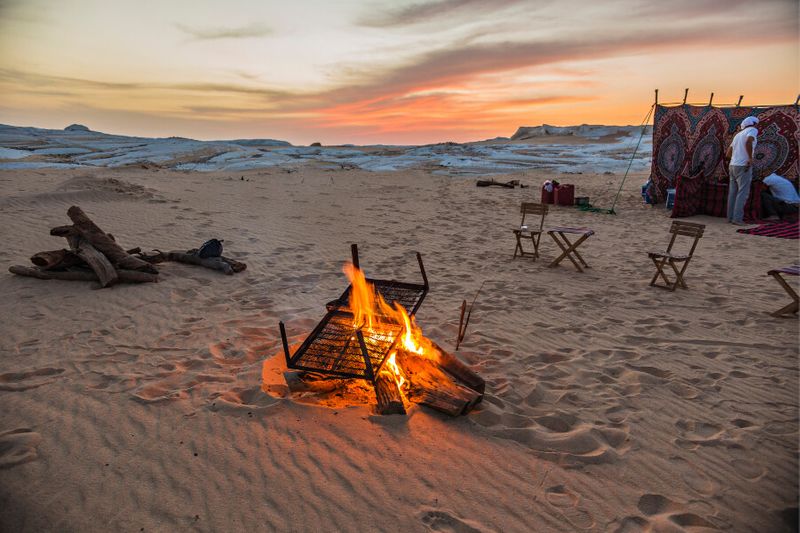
541 185 555 204
554 184 575 206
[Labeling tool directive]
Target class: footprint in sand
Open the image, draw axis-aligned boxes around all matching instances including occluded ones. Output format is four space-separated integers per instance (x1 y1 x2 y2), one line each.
544 485 595 530
669 456 716 496
0 428 42 469
674 419 725 447
417 508 493 533
0 367 65 392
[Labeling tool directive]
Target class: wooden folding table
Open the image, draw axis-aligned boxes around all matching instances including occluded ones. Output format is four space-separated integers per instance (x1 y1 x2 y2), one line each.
547 226 594 272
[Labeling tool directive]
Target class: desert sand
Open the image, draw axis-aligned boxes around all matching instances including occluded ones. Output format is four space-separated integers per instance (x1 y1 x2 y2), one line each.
0 161 797 532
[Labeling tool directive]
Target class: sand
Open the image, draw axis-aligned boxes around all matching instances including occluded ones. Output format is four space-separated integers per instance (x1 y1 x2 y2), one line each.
0 164 797 532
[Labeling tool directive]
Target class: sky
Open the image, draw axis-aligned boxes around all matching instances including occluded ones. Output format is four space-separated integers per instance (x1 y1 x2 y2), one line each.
0 0 797 145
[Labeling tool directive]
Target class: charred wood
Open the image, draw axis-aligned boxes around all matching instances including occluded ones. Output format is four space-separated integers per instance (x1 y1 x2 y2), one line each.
374 372 406 415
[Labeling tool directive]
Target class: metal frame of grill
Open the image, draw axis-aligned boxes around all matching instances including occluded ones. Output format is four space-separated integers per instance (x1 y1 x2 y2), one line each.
278 244 429 381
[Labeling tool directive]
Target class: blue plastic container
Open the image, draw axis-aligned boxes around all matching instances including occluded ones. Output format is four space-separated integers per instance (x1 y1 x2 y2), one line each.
665 188 676 209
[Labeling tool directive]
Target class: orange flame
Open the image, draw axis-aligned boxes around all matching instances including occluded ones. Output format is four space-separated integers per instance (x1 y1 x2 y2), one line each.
342 262 433 389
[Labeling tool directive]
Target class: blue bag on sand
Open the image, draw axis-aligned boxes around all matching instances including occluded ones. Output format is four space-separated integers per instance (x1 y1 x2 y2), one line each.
198 239 224 258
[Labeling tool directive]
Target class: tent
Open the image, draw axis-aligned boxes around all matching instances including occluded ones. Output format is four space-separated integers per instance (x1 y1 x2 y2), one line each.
648 98 799 219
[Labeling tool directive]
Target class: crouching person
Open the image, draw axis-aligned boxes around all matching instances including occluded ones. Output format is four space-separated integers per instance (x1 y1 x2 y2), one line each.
761 173 800 221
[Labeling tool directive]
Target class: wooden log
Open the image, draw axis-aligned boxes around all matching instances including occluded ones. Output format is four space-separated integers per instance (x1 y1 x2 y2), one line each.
282 371 347 394
30 249 84 270
415 386 478 417
430 341 485 395
398 351 481 416
50 225 76 238
66 206 158 274
9 265 157 284
221 256 247 273
67 235 118 288
163 251 234 275
374 372 406 415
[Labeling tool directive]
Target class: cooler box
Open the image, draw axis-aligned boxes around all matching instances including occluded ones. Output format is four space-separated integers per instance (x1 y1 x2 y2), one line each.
554 184 575 206
541 185 554 204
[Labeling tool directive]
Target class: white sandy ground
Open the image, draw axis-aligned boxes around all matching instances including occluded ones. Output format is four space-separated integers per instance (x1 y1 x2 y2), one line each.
0 162 797 532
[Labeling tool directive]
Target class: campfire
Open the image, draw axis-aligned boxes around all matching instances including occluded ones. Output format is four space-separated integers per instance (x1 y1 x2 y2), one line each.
278 245 485 416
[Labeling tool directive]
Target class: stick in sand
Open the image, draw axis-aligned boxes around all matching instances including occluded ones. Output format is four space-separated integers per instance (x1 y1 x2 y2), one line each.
456 281 485 350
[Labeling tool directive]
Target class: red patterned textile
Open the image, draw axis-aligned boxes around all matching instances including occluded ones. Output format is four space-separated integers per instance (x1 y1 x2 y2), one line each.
671 168 705 218
651 104 800 208
672 173 764 221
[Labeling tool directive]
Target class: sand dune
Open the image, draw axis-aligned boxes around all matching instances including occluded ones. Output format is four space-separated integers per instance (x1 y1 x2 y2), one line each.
0 163 796 532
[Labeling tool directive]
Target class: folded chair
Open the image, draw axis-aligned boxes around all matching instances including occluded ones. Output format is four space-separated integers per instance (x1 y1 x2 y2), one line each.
767 265 799 317
648 221 705 291
512 202 548 260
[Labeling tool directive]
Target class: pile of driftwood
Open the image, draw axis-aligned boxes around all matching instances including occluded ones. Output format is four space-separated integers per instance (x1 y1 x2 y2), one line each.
8 205 245 288
476 178 527 189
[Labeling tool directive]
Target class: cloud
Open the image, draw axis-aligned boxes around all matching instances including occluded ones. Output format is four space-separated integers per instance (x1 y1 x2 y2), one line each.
360 0 526 27
174 22 271 40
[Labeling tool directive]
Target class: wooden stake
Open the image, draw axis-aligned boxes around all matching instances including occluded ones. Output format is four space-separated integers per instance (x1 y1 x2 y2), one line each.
374 372 406 415
455 299 466 348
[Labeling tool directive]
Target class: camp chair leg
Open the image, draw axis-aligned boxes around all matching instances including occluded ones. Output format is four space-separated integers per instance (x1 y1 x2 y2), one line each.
675 259 691 289
770 272 800 317
668 261 685 291
531 233 541 260
650 257 672 287
513 232 523 259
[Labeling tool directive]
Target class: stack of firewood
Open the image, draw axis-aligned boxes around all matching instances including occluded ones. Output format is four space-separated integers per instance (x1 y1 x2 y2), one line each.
8 205 246 288
284 341 485 417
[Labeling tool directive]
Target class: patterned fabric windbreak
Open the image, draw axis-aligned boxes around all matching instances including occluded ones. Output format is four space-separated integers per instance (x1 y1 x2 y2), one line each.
650 104 799 203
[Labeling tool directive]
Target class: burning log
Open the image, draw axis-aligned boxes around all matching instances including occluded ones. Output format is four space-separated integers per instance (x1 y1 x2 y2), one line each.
8 265 157 284
430 341 485 396
414 384 480 417
398 350 482 416
65 206 158 274
283 371 348 394
374 372 406 415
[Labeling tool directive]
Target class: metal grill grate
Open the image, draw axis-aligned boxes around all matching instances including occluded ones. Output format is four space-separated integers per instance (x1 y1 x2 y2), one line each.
279 245 429 382
284 311 402 380
335 278 427 317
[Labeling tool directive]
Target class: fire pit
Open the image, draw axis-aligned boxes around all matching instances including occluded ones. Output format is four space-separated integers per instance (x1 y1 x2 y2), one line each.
278 245 484 416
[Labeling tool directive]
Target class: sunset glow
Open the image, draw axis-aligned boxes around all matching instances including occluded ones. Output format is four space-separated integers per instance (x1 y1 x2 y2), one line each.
1 0 797 144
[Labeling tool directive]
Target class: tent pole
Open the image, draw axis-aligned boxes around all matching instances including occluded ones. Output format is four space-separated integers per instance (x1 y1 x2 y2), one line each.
654 89 658 106
608 104 655 214
708 92 714 106
736 95 743 107
682 89 689 105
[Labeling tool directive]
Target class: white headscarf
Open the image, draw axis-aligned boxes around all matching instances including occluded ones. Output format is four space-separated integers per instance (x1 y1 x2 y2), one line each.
741 116 759 129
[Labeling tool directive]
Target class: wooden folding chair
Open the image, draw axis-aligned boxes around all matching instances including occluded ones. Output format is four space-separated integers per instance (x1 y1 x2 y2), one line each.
512 202 548 260
767 265 799 317
648 221 705 291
